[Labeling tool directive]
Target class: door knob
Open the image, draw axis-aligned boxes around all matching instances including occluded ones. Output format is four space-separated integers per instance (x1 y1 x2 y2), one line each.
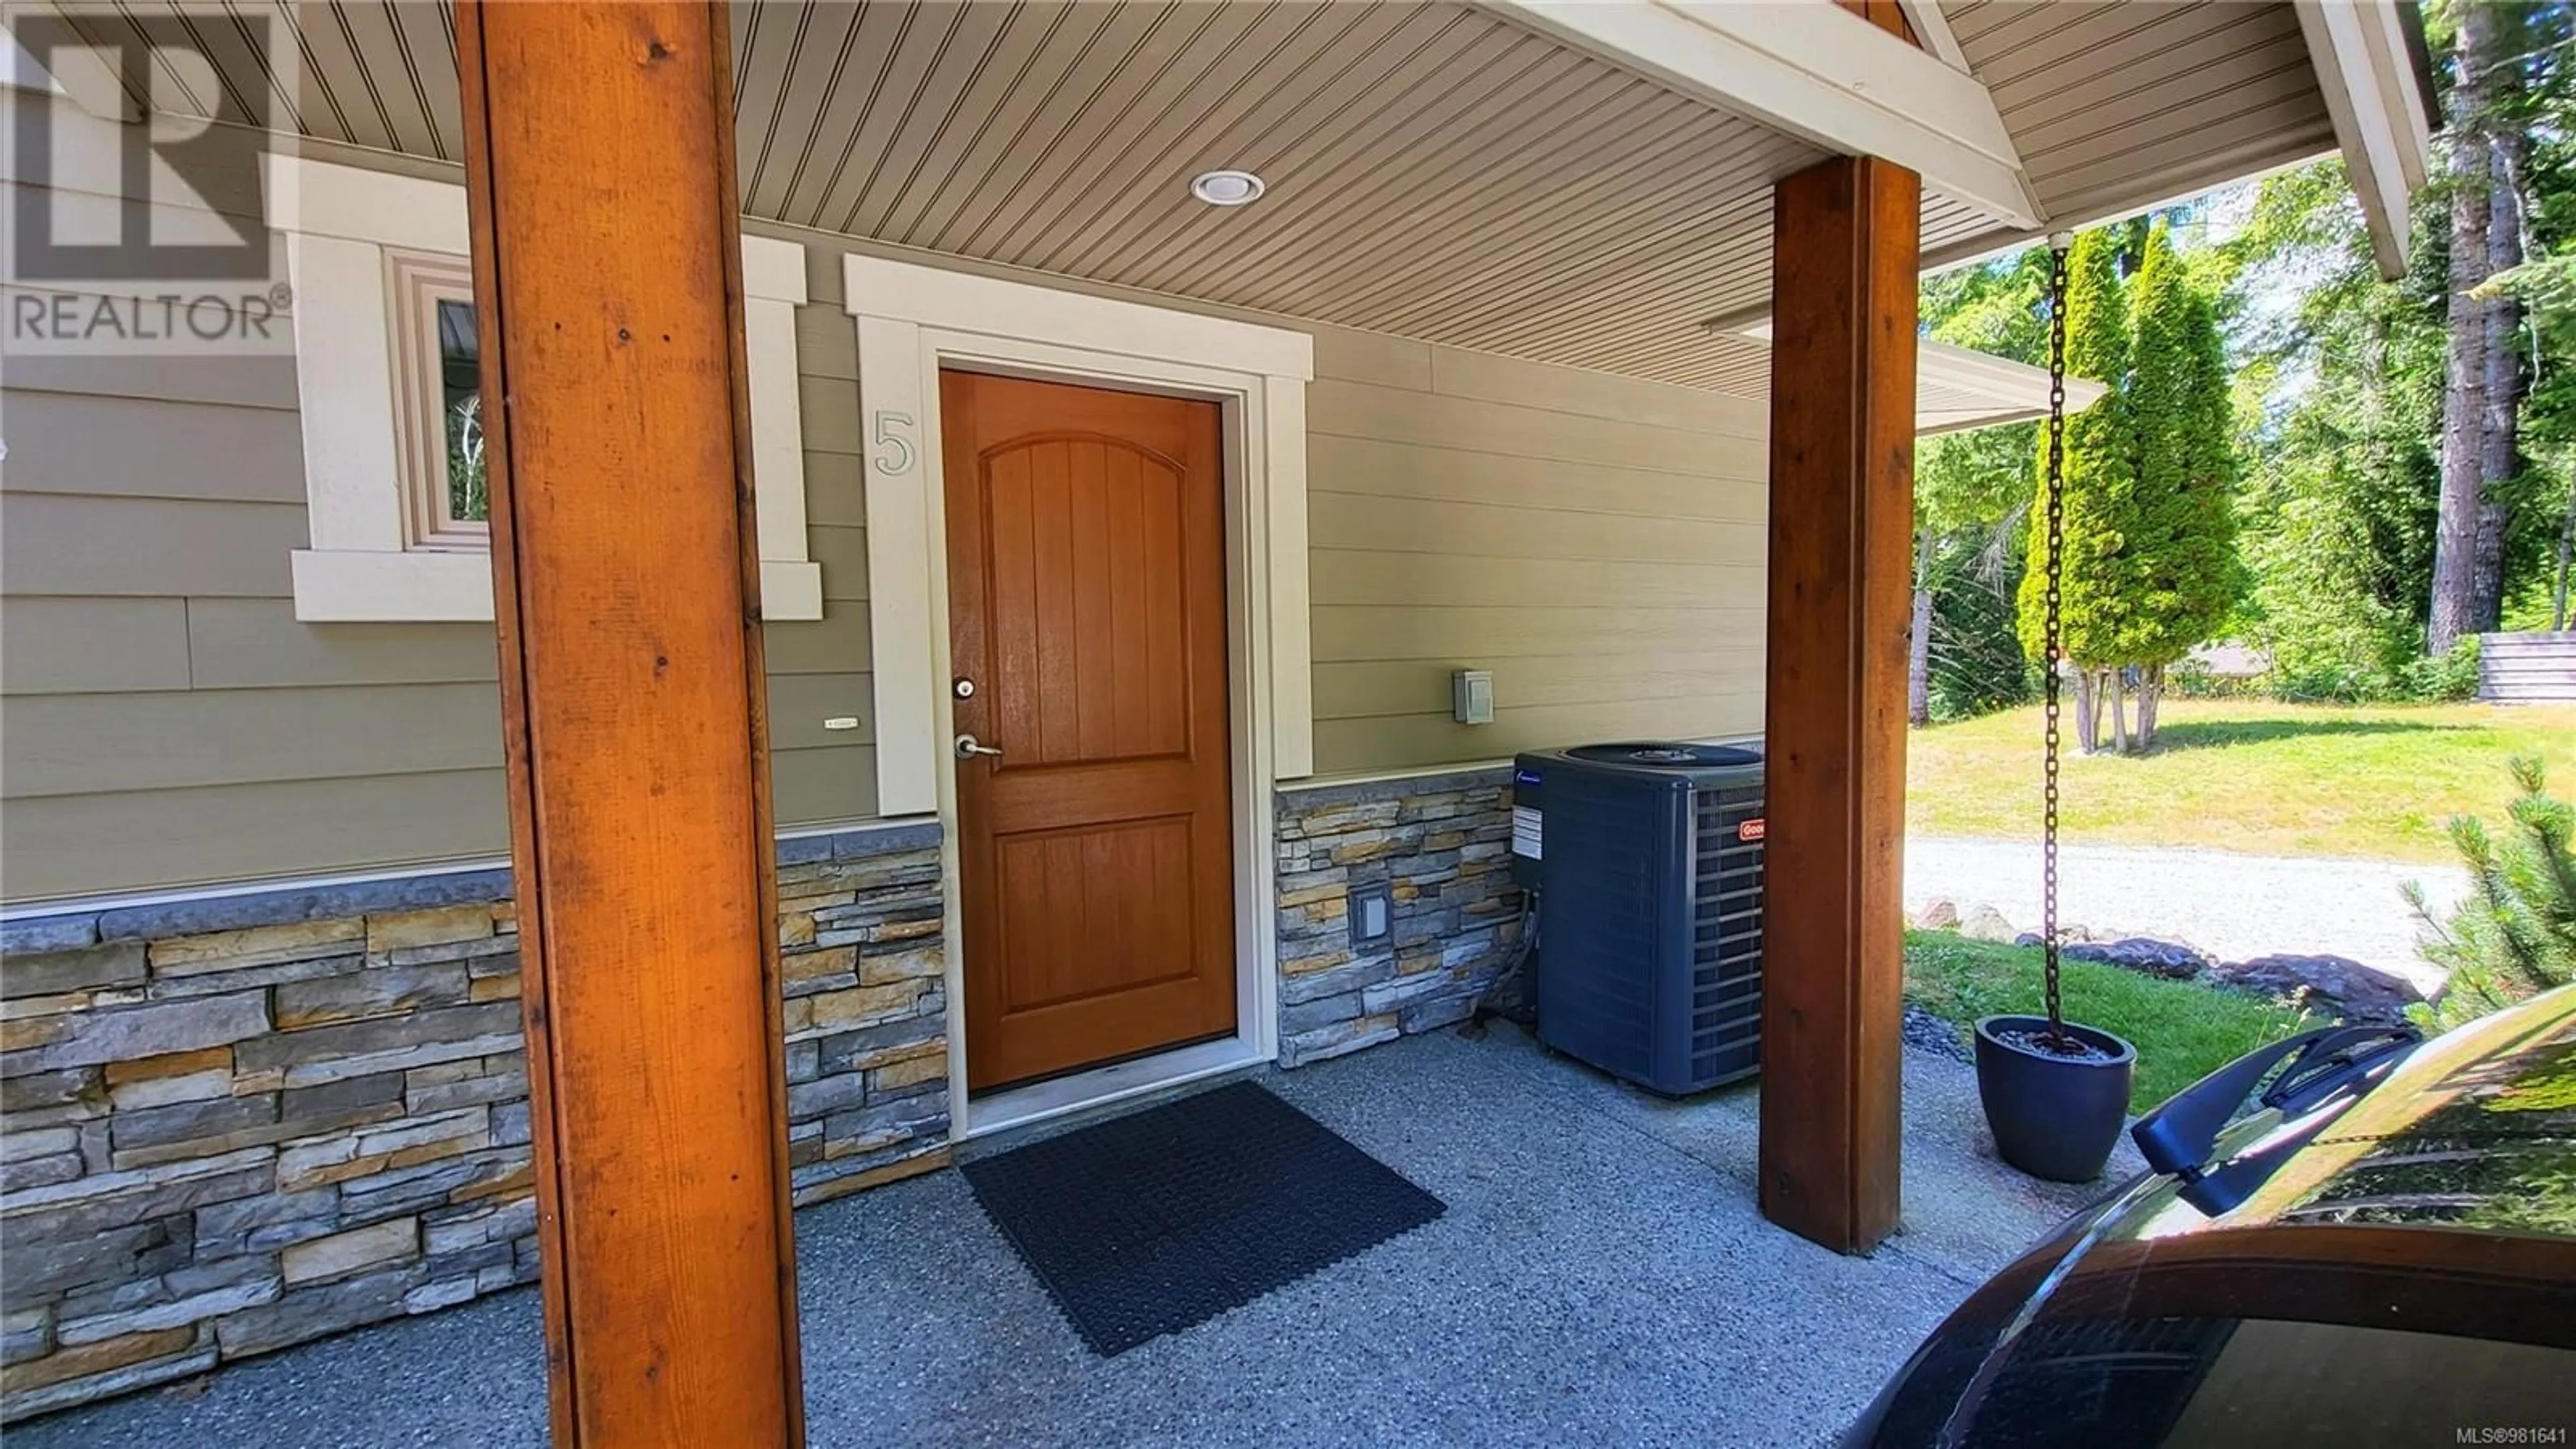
955 733 1002 759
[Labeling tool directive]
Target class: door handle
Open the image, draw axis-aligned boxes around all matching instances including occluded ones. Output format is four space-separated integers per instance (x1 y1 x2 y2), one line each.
955 733 1003 760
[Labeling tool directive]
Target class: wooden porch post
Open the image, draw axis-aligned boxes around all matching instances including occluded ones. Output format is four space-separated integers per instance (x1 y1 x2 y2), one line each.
455 4 805 1443
1757 153 1919 1256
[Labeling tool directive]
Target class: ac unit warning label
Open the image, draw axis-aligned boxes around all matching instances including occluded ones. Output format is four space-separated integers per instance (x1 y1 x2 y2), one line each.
1511 805 1542 859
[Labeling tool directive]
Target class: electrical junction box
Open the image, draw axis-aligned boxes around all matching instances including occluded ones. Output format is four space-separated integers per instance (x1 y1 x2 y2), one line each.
1452 669 1494 724
1347 882 1393 946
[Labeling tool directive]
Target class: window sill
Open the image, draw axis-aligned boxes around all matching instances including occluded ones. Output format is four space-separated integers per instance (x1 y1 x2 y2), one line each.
291 550 826 624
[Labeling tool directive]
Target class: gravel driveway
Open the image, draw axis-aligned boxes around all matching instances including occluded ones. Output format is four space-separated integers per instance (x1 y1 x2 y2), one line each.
1903 837 2471 994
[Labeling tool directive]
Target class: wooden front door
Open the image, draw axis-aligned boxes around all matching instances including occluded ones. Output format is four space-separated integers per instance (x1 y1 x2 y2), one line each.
941 370 1238 1093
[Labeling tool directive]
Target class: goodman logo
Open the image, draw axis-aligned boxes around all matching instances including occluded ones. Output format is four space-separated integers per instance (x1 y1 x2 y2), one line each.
5 4 290 356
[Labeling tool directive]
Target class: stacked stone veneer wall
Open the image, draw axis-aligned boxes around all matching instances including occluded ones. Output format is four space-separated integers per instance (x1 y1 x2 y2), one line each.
1274 768 1526 1067
0 824 946 1421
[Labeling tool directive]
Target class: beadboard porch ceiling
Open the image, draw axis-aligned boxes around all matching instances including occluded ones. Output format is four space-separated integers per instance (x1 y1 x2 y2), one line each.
57 1 2339 394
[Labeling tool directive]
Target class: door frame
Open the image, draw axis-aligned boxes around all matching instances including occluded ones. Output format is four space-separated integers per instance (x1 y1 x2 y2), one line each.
841 254 1316 1139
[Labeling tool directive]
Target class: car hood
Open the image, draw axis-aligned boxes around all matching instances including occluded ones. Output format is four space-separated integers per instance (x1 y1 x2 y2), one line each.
1851 987 2576 1448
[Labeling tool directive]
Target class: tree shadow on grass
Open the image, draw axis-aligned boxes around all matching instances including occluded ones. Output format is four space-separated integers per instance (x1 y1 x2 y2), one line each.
2151 717 2475 752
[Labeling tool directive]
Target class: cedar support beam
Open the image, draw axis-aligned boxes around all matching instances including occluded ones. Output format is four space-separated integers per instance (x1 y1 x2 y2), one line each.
1758 154 1919 1256
456 4 804 1444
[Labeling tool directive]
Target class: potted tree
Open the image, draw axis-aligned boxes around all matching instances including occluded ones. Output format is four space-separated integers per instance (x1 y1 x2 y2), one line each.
1974 233 2135 1183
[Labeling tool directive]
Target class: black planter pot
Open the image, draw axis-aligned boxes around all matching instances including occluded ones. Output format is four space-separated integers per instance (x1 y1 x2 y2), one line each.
1974 1015 2137 1183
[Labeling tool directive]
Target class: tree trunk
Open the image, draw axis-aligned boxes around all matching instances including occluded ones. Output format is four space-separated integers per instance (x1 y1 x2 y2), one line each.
2110 669 2130 755
2471 131 2527 635
1909 533 1936 726
2136 663 2163 751
2428 1 2497 656
2554 487 2573 632
2071 663 2099 755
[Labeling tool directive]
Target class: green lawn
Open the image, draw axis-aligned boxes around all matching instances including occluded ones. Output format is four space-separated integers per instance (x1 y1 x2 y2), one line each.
1904 930 2316 1110
1907 698 2576 863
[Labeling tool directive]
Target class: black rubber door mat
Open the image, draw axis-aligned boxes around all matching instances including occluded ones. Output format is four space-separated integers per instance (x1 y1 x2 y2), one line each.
961 1080 1446 1356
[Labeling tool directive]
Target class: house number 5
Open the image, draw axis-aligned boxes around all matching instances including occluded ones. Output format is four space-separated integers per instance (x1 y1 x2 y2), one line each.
872 411 916 476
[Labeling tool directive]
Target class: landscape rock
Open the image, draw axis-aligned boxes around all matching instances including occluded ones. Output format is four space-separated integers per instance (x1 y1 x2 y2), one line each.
1958 906 2019 943
2210 953 2426 1025
2062 937 2212 981
1913 898 1960 930
1902 1004 1971 1063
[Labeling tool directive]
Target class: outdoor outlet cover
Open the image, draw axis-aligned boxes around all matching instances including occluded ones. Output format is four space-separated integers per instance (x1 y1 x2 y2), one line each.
1348 883 1393 946
1452 669 1495 724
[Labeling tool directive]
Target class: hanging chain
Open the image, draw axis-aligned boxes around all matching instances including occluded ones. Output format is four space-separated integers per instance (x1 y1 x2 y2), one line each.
2041 237 2072 1043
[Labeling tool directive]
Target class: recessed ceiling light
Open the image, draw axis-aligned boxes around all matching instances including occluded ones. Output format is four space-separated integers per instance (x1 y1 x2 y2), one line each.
1189 169 1265 207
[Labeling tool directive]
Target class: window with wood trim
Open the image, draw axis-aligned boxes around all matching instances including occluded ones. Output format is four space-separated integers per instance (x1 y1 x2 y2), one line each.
386 250 488 548
265 156 823 623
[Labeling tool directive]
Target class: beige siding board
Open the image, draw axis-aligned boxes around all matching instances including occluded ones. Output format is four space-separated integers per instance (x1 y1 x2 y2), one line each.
381 0 462 162
727 0 802 219
1024 6 1426 278
1947 0 2332 228
996 5 1408 273
812 524 869 601
1312 604 1764 663
1309 492 1762 568
0 769 508 903
2 683 500 798
764 606 874 676
283 0 398 154
1307 378 1766 478
0 353 299 411
910 3 1230 262
1957 0 2188 86
2023 64 2326 181
2021 63 2320 173
794 302 861 381
2035 97 2332 227
1150 27 1592 301
798 231 847 305
184 598 499 689
1313 651 1762 720
1 494 303 598
1444 201 1779 356
799 374 863 454
1309 326 1434 392
765 672 876 751
803 450 867 527
1330 133 1799 345
1313 694 1763 775
0 598 193 695
1426 346 1768 439
770 743 877 825
1310 551 1761 612
1 390 305 502
1307 435 1764 523
181 598 865 690
1988 4 2302 113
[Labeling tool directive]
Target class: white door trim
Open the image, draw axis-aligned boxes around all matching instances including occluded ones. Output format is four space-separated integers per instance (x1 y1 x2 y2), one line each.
841 255 1314 1136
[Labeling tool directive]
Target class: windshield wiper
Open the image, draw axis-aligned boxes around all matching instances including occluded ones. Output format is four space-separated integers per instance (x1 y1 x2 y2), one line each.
2130 1022 2423 1216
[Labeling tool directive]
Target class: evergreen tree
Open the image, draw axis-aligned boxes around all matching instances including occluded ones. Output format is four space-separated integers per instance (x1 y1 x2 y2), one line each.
2222 161 2448 698
2017 229 2132 752
1912 248 2048 724
2408 757 2576 1030
2119 222 2241 743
